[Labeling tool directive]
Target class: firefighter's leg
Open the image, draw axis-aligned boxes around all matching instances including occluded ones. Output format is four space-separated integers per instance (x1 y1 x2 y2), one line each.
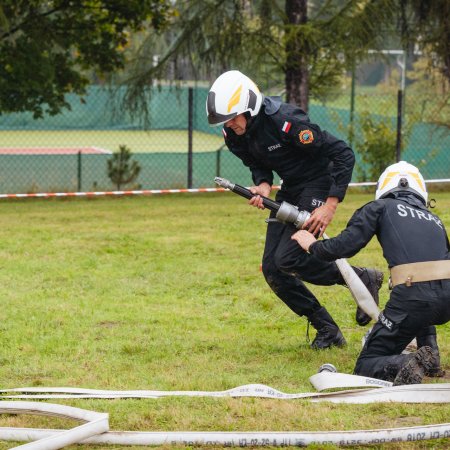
262 218 346 349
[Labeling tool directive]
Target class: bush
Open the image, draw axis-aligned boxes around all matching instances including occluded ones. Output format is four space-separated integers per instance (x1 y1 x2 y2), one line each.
107 145 141 190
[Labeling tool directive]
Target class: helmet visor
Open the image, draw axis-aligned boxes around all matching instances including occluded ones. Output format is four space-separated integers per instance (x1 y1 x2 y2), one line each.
207 92 237 126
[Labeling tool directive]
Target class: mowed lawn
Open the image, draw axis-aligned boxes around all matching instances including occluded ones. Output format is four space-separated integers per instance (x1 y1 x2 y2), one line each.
0 191 449 449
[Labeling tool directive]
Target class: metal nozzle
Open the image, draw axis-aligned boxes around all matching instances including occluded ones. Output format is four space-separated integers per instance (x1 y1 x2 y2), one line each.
214 177 281 212
275 202 310 229
318 363 337 373
214 177 235 190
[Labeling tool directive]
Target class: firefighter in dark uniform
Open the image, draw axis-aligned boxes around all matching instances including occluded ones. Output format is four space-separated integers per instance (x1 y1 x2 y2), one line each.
292 161 450 384
206 70 383 350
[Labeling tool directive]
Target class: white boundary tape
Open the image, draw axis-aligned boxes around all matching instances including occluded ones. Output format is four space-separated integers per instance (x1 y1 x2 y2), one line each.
1 375 450 447
1 178 449 199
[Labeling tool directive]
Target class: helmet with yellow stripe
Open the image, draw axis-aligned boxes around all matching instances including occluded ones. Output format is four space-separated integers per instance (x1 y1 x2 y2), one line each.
206 70 262 126
375 161 427 203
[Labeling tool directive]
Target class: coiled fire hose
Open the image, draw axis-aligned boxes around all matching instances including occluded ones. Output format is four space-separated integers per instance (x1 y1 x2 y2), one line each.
1 374 450 449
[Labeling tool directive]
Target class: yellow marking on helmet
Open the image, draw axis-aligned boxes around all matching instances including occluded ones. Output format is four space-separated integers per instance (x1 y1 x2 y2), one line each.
227 85 242 113
379 172 399 190
410 172 425 191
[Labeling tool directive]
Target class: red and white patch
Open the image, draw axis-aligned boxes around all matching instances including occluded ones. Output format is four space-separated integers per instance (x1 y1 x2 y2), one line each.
222 128 227 138
282 121 292 133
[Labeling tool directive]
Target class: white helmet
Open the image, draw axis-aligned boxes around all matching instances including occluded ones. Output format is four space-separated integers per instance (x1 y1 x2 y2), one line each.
206 70 263 126
375 161 428 203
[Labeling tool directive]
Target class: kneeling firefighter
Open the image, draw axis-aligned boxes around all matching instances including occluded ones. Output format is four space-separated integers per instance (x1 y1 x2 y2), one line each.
292 161 450 384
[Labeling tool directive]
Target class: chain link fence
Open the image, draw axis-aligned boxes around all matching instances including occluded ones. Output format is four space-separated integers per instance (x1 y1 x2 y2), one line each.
0 79 448 194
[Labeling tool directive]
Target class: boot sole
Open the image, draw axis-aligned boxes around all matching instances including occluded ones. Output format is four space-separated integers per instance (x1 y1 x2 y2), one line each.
393 346 437 386
311 337 347 350
426 368 446 377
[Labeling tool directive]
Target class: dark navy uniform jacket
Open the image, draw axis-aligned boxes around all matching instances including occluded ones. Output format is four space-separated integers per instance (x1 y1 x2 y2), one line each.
310 192 450 267
223 96 355 202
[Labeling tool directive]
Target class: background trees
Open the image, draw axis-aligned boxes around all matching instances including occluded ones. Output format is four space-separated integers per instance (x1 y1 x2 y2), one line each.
0 1 448 117
0 0 170 118
125 0 390 112
123 0 449 113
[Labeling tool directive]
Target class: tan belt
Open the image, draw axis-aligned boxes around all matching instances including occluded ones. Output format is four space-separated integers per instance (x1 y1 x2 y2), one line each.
389 260 450 288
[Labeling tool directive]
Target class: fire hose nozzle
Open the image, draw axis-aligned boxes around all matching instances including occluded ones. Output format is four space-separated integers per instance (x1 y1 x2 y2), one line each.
318 363 337 373
276 202 311 229
214 177 235 190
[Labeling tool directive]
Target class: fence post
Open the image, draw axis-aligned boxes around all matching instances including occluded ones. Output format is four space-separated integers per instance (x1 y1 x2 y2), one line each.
77 151 82 191
216 146 222 177
187 87 193 189
396 89 403 162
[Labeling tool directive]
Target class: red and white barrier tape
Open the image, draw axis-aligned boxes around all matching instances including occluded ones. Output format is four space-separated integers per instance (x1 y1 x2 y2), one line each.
0 179 448 200
0 187 227 199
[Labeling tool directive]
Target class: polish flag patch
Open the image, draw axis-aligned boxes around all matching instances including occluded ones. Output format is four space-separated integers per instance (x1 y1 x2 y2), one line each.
282 121 292 133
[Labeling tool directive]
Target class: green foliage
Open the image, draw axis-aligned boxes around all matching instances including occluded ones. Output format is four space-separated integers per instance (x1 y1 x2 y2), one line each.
399 0 450 81
123 0 400 113
0 0 170 118
107 144 141 190
406 55 450 129
354 111 397 181
122 0 450 117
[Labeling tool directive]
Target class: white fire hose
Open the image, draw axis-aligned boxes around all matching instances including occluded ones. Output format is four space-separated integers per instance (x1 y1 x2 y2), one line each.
2 423 450 448
1 373 450 448
0 401 108 450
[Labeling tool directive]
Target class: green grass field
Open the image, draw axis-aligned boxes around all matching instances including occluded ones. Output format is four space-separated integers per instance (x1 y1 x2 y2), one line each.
0 191 449 449
0 130 224 154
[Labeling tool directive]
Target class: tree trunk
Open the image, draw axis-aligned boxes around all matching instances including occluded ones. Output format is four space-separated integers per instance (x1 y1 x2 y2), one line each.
285 0 309 111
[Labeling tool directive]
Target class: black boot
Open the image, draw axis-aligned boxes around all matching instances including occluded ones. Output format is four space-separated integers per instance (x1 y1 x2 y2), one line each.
353 267 384 326
381 354 411 382
417 334 445 377
308 307 346 350
393 346 437 386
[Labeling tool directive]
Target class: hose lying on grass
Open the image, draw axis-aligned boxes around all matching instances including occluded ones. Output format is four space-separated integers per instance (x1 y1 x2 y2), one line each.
1 373 450 448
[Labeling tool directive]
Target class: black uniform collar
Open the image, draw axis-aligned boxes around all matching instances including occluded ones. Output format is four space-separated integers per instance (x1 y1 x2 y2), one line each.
263 96 282 115
388 191 427 208
244 96 282 136
245 111 261 136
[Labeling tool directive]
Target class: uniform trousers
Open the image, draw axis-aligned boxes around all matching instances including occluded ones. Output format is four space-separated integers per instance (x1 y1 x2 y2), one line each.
261 186 345 317
354 279 450 380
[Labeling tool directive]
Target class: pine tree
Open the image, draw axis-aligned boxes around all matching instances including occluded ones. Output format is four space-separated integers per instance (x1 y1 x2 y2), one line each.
107 145 141 191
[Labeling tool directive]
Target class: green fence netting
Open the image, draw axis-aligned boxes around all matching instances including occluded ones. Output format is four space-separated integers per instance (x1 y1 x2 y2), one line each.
0 86 448 194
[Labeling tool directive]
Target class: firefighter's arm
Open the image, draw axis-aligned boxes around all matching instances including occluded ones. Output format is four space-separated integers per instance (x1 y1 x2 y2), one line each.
302 197 339 237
